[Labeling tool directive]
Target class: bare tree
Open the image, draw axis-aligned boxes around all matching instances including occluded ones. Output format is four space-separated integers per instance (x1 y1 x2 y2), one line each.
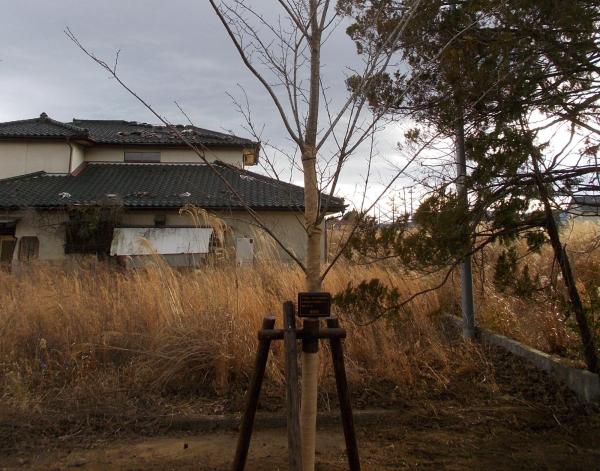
201 4 423 465
67 0 429 466
206 0 424 291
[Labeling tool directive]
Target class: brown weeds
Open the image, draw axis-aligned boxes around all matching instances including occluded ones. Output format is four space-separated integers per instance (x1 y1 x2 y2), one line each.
442 220 600 367
0 259 479 416
7 220 597 417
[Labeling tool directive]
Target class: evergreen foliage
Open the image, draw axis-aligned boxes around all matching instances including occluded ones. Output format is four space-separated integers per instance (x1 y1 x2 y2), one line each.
338 0 600 369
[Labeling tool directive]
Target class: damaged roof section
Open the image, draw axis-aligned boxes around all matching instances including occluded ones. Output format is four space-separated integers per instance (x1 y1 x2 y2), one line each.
71 119 256 147
0 113 257 148
0 162 345 212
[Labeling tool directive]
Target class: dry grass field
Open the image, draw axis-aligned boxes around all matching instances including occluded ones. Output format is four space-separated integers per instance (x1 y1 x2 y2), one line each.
459 220 600 366
0 260 459 415
1 221 600 468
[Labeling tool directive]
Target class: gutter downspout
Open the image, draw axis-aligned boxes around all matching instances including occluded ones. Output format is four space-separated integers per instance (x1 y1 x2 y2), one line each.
67 138 74 174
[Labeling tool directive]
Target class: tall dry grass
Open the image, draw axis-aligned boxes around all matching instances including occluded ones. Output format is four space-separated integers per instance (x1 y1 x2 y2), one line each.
3 221 598 419
443 219 600 366
0 258 483 417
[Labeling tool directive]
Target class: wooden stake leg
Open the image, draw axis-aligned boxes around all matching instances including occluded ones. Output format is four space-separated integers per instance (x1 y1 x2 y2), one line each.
232 316 275 471
283 302 303 471
327 317 361 471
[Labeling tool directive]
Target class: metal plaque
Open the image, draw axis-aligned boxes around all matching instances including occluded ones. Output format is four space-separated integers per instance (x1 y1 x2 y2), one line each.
298 292 331 318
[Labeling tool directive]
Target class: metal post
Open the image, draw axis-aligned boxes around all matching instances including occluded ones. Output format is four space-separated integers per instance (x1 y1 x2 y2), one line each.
455 113 476 338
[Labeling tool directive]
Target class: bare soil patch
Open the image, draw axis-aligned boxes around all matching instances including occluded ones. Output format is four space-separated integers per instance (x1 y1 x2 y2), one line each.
1 344 599 470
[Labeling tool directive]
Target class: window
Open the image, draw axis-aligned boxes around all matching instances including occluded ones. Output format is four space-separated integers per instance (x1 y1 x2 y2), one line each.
0 219 16 236
65 207 119 255
124 151 161 162
243 148 258 166
18 236 39 261
0 236 16 264
154 214 166 227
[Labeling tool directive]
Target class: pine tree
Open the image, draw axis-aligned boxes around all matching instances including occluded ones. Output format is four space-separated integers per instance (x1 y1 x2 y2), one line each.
340 0 600 371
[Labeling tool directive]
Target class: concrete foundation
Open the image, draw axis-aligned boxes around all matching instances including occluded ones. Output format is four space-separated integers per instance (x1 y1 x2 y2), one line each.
444 314 600 403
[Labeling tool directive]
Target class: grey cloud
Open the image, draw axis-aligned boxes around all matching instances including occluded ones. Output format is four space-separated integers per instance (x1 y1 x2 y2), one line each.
0 0 413 208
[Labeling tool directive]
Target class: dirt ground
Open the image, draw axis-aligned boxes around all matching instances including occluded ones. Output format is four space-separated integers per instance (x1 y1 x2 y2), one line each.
1 402 599 470
1 347 599 470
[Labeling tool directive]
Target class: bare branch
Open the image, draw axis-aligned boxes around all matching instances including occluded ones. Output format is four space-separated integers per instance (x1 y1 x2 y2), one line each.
207 0 303 145
65 27 307 271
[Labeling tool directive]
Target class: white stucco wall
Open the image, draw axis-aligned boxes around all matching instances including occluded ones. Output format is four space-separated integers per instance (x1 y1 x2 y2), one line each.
118 209 320 264
11 209 68 261
0 142 71 179
0 142 251 181
120 209 320 264
5 208 323 266
70 143 85 172
84 146 244 167
218 210 314 263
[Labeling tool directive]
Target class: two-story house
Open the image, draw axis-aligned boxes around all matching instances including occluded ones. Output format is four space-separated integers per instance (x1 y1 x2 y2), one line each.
0 113 344 268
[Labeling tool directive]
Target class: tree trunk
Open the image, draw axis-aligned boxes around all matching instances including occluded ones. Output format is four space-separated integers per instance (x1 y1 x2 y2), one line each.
300 3 323 470
302 0 323 293
532 156 599 373
302 146 322 291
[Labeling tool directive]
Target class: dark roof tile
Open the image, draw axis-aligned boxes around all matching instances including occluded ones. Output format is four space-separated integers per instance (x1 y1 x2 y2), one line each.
572 195 600 206
0 113 257 148
70 119 255 147
0 113 88 139
0 162 345 212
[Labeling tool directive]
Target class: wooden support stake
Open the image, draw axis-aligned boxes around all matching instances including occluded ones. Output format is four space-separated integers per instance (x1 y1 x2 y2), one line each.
232 316 275 471
327 317 361 471
283 301 303 471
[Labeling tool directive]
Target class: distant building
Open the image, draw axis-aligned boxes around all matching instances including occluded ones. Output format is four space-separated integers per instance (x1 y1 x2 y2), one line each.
0 113 344 268
567 195 600 219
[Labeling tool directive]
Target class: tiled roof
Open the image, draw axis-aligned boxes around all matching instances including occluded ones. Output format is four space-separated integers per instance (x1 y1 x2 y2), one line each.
0 113 88 139
571 195 600 207
0 113 257 148
70 119 256 147
0 162 345 212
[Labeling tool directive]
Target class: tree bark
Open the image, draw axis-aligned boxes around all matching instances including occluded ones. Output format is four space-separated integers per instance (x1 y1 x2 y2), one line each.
300 3 323 470
300 0 322 471
532 155 599 373
302 146 322 291
302 0 323 292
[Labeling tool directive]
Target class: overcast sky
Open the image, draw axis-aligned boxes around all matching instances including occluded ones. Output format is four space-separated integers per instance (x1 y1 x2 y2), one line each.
0 0 417 213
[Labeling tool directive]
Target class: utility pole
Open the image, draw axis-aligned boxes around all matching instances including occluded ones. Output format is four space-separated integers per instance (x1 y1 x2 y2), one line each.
455 112 476 339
